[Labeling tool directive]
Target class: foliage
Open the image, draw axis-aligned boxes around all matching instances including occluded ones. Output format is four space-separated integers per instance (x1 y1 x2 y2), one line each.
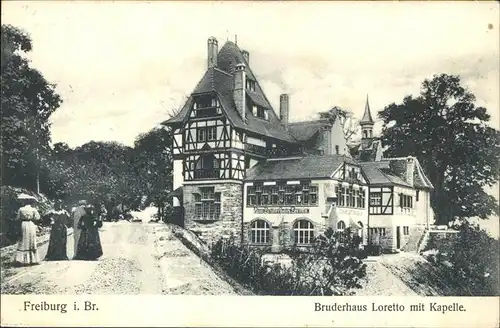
378 74 500 224
447 221 499 296
211 228 367 296
422 220 500 296
319 106 359 143
1 24 62 191
0 186 53 246
133 126 173 213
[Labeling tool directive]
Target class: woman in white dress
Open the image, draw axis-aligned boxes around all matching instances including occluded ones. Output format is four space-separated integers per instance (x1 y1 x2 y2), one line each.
14 194 41 266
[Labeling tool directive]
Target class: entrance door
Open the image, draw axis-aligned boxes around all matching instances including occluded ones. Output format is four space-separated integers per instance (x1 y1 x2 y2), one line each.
396 226 401 249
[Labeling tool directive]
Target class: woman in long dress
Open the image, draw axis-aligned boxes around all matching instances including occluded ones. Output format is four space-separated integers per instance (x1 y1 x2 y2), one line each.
74 205 103 261
14 194 41 266
45 199 70 261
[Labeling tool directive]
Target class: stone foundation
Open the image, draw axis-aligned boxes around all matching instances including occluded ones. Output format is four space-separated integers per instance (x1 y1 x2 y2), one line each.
183 183 243 247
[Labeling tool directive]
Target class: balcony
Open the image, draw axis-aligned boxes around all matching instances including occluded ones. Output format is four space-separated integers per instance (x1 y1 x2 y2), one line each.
267 147 303 158
194 106 218 118
194 169 219 180
244 143 267 156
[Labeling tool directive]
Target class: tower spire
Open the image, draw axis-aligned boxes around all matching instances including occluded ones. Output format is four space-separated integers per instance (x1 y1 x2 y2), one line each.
360 94 374 124
360 94 374 140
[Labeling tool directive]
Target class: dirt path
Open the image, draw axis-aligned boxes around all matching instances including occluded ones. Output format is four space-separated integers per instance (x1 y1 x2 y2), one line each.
1 222 238 295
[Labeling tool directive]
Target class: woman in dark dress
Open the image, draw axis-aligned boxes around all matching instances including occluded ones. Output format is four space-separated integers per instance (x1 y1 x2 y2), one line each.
75 205 103 261
45 199 70 261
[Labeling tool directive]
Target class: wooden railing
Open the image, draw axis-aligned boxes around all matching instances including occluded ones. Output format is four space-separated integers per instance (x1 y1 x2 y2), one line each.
244 143 267 156
194 169 219 179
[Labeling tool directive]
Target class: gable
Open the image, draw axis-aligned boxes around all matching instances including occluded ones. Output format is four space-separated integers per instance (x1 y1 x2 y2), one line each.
162 42 296 144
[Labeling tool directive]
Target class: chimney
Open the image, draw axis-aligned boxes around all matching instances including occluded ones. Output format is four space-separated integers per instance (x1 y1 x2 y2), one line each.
242 50 249 64
234 63 246 119
406 156 415 186
280 94 289 130
207 36 218 69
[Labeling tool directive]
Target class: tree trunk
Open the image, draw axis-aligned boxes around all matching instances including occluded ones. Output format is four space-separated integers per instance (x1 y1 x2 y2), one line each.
430 165 453 225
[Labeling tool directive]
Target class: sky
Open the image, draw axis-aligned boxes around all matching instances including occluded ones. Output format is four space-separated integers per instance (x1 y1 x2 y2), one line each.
2 2 499 235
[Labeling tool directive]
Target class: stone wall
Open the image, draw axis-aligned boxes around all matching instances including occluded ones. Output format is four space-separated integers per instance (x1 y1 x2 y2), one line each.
422 230 459 253
400 225 426 252
183 183 243 247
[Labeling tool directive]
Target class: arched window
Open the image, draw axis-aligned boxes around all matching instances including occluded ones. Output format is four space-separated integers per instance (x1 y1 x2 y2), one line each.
293 219 315 245
337 220 346 231
250 219 270 244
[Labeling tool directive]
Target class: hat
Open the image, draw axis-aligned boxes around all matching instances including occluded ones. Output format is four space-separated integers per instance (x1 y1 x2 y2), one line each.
78 200 88 205
17 193 37 201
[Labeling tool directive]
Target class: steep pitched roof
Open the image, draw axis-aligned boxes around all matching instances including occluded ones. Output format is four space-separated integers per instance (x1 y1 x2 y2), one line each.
288 119 330 142
162 41 296 143
360 157 433 189
245 155 357 181
360 161 410 187
360 95 374 125
349 138 383 162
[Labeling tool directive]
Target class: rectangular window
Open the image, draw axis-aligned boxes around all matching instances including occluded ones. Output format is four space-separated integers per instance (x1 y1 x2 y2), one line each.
246 182 318 207
197 127 216 142
270 186 279 205
370 192 382 206
193 96 218 117
403 226 410 235
195 188 221 220
246 79 256 92
252 105 268 120
336 185 365 209
309 186 318 205
400 194 413 209
247 186 256 206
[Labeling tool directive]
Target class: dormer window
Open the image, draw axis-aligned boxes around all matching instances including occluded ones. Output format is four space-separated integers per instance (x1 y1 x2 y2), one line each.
192 95 220 118
252 105 268 120
246 78 256 92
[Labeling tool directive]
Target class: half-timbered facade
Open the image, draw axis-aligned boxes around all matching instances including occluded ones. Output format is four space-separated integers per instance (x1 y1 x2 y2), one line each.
163 36 435 252
163 37 301 245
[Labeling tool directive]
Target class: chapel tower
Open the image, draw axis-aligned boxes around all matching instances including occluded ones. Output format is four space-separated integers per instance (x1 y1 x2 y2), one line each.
360 95 374 140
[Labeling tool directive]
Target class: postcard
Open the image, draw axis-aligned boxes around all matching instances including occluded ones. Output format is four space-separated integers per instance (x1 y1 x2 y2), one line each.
1 1 499 327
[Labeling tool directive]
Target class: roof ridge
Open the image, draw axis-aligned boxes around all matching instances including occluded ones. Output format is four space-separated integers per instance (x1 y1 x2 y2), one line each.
213 67 233 77
289 119 330 126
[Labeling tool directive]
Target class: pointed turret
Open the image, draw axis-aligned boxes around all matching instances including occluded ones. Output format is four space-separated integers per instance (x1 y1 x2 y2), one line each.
360 95 374 124
360 95 374 139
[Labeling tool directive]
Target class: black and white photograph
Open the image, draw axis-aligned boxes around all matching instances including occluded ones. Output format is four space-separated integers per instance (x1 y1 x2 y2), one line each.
1 1 499 326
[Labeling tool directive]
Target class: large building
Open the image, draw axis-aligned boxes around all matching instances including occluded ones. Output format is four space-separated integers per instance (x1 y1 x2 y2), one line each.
163 37 434 253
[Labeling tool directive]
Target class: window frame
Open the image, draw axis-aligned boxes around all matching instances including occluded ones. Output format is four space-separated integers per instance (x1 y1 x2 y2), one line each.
337 220 346 231
197 126 217 142
246 182 319 207
194 187 221 221
293 219 315 245
250 219 271 244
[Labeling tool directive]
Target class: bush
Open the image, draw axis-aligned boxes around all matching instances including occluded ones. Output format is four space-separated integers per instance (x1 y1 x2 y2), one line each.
0 186 53 246
366 244 382 256
423 220 500 296
211 228 367 296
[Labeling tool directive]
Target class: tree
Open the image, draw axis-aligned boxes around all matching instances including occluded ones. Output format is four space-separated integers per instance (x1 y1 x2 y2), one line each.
379 74 500 224
1 24 62 191
319 106 359 144
133 126 173 217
